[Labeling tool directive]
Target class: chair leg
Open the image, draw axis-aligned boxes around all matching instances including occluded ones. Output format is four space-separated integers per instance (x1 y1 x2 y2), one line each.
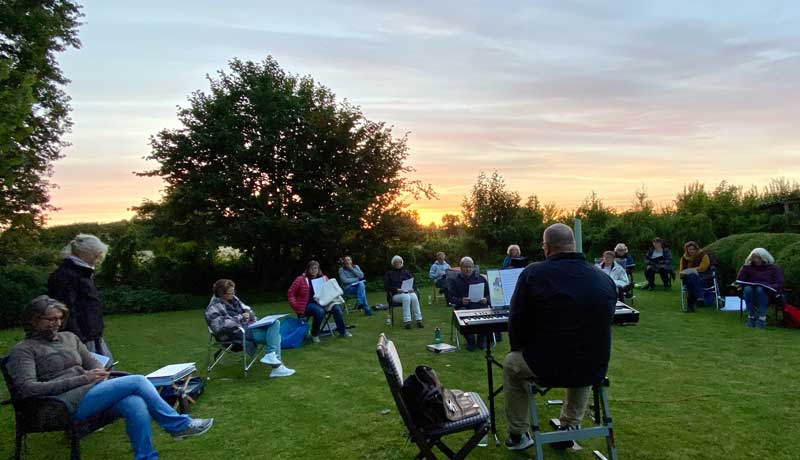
70 431 81 460
14 430 23 460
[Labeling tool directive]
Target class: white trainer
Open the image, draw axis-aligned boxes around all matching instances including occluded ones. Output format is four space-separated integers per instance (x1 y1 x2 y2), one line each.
260 352 281 366
270 364 296 378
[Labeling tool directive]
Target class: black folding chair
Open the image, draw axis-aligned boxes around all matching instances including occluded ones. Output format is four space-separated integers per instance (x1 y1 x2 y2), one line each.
376 334 489 460
1 355 122 460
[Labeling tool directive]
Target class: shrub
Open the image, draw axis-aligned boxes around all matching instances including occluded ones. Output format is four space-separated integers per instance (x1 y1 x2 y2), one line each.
705 232 800 288
101 286 207 314
0 264 49 329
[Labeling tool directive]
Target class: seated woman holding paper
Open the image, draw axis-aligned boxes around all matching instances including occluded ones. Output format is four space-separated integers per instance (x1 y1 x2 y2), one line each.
7 296 214 460
645 237 674 289
596 251 629 302
288 260 349 343
205 279 295 377
384 255 424 329
736 248 784 329
339 256 373 316
678 241 711 312
502 244 528 268
448 257 490 351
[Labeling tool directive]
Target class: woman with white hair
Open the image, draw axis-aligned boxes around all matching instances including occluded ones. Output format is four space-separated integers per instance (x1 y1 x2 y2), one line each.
48 234 113 358
383 255 423 329
736 248 784 329
502 244 522 269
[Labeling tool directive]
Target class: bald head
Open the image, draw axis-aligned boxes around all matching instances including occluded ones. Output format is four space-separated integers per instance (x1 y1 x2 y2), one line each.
543 223 576 255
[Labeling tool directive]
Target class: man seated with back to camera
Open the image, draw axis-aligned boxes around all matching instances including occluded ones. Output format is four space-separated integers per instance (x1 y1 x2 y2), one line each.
503 223 616 451
447 257 490 351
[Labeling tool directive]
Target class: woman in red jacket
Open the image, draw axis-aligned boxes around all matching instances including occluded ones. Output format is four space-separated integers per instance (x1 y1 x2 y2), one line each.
287 260 350 343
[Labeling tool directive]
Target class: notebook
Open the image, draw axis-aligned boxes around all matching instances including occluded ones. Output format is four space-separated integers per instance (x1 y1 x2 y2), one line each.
146 363 196 387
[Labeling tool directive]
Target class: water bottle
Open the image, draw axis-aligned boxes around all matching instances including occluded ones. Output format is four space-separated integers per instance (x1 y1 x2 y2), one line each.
386 313 392 326
434 326 441 343
427 295 432 305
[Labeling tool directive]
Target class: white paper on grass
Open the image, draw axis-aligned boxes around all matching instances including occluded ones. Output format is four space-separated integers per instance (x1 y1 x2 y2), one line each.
468 283 485 302
400 278 414 293
248 314 288 329
721 296 743 312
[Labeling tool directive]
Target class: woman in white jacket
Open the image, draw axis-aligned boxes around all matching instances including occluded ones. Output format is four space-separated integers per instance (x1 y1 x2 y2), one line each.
597 251 629 302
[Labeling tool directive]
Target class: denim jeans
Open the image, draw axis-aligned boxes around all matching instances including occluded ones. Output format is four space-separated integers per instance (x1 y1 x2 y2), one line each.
344 282 368 307
74 375 191 460
392 293 423 322
743 285 769 319
683 273 704 304
305 302 346 336
246 320 281 359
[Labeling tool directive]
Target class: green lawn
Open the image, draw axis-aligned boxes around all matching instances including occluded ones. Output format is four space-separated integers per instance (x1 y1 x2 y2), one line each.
1 286 799 460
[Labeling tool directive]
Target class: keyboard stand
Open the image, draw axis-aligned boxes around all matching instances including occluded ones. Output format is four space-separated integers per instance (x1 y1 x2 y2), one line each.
484 343 504 446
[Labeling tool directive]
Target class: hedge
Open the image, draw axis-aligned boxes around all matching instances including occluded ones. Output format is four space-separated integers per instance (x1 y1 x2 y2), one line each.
705 233 800 291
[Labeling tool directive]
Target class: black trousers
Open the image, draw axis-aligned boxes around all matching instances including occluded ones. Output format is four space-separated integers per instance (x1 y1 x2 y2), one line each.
645 265 672 286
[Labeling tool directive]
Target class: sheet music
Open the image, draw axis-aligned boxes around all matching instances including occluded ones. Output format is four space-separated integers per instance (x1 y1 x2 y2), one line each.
468 283 484 302
248 313 288 329
487 270 505 307
499 268 524 307
311 277 325 294
89 352 110 368
735 280 777 292
400 278 414 292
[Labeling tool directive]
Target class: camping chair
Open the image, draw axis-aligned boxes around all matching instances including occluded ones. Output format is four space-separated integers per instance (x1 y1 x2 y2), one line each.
1 355 123 460
527 378 618 460
204 325 264 379
680 267 723 312
736 286 791 325
376 334 489 460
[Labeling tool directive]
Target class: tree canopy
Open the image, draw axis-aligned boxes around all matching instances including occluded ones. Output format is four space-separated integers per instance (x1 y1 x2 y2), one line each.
0 0 82 229
138 57 430 281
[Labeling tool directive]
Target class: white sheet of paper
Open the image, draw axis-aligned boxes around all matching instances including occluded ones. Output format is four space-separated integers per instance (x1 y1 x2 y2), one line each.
400 278 414 292
721 296 742 311
311 277 325 294
248 313 288 329
499 268 525 307
89 352 110 367
468 283 484 302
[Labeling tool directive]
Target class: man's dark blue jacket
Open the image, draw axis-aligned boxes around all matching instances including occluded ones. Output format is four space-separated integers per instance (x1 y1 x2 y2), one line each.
448 270 489 308
508 252 616 387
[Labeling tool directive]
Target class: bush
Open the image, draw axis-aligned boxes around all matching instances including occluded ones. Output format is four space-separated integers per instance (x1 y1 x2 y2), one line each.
101 286 207 314
0 264 49 329
705 233 800 288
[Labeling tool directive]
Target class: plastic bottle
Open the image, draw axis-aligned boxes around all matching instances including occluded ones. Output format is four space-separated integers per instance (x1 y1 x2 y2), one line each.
434 326 442 343
386 313 392 326
427 295 432 305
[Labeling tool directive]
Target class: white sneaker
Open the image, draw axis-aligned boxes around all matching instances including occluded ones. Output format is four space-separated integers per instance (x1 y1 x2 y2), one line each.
311 336 320 343
260 352 282 366
339 331 353 338
270 364 296 378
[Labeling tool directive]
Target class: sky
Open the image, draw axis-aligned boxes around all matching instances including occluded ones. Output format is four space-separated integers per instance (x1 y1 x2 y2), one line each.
49 0 800 226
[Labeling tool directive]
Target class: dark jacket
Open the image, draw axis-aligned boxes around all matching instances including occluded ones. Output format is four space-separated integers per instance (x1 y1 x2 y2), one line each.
508 252 616 387
645 247 673 269
48 258 105 342
736 264 784 292
448 270 490 308
384 269 418 303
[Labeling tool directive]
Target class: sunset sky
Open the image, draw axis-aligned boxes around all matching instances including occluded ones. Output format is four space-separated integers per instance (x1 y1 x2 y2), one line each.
49 1 800 226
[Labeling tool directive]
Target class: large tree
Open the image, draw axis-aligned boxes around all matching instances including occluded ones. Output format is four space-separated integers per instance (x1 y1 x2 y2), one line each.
138 57 430 281
0 0 82 229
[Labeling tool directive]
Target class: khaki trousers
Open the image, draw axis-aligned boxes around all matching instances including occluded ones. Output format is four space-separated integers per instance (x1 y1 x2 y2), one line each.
503 351 591 435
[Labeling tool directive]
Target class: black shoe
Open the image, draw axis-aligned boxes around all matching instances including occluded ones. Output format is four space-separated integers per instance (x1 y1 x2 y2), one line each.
645 284 655 291
416 320 424 329
551 424 579 450
404 322 412 330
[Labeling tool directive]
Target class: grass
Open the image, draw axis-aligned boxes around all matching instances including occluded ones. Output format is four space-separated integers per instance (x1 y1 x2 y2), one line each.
1 283 800 460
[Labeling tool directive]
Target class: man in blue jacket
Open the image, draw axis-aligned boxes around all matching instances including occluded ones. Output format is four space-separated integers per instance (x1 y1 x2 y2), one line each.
503 223 616 451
